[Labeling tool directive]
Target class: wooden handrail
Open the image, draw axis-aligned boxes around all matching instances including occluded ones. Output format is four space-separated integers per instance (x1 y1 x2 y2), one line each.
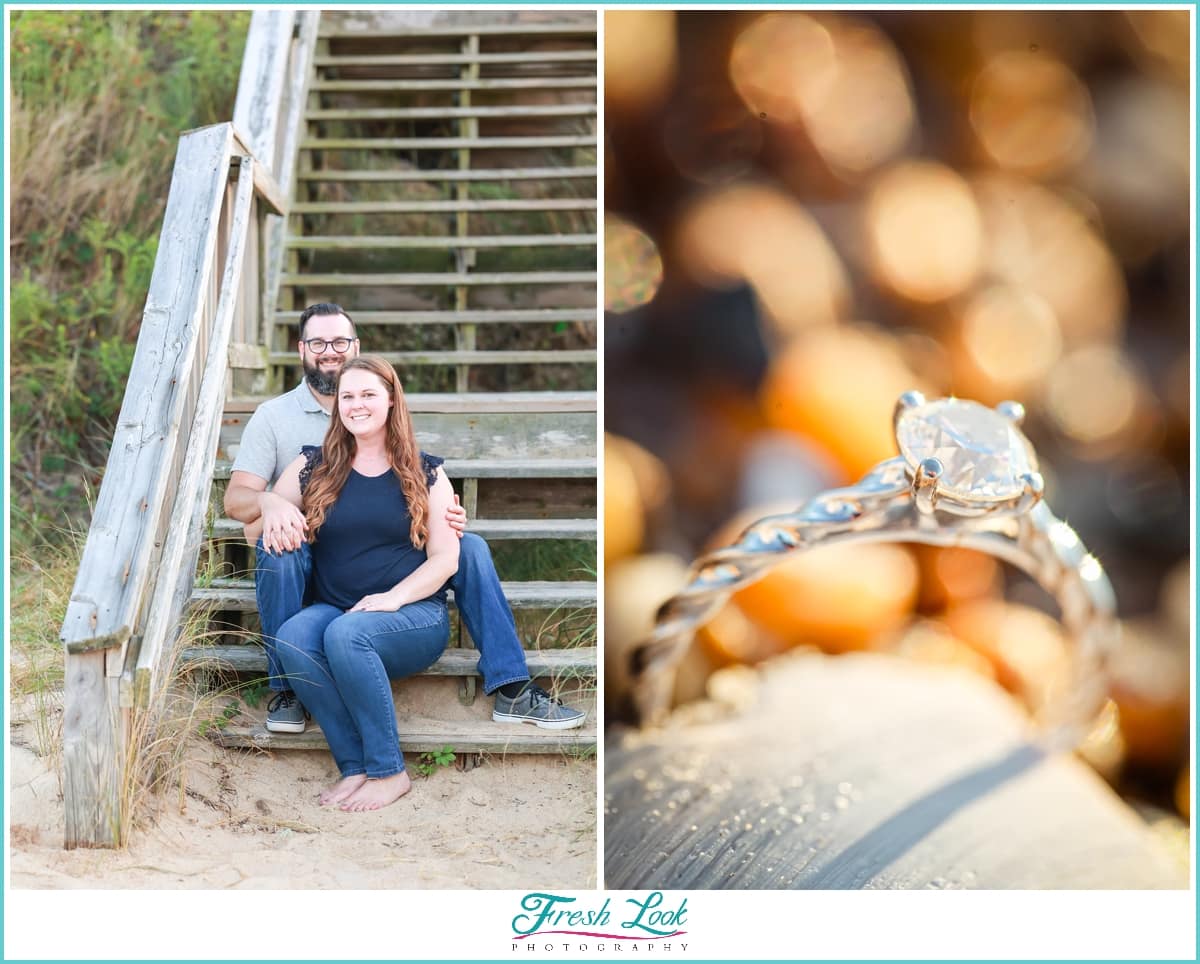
131 155 257 709
60 124 240 658
60 10 319 848
233 9 318 352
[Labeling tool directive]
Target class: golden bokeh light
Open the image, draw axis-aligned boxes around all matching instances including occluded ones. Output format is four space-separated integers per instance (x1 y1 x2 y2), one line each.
1043 345 1141 448
942 600 1071 713
761 326 923 478
1109 619 1191 767
733 542 919 652
604 553 690 714
887 620 997 682
728 13 836 125
954 284 1062 403
969 51 1094 177
728 12 914 177
604 433 663 565
865 161 983 303
605 11 678 112
605 214 664 314
675 184 849 339
698 598 790 667
913 545 1002 612
705 505 919 654
973 173 1127 345
805 18 916 177
1077 698 1127 782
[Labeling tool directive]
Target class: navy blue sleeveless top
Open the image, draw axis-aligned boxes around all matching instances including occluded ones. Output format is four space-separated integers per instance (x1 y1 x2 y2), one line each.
299 446 445 610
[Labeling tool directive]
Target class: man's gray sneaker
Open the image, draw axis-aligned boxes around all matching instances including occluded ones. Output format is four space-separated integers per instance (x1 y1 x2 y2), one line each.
492 684 586 730
265 690 308 734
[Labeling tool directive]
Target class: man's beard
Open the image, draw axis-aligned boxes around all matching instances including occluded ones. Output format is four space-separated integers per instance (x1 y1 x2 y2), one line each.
303 358 341 396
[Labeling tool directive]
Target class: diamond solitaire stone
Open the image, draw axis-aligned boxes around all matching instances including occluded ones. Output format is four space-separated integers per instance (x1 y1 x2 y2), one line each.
895 398 1036 502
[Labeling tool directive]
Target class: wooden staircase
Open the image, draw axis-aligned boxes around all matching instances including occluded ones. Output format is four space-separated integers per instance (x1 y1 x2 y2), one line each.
193 12 598 759
57 9 596 847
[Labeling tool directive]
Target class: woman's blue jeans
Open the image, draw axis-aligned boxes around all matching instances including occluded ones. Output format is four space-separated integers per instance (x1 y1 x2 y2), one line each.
255 533 529 694
275 600 449 778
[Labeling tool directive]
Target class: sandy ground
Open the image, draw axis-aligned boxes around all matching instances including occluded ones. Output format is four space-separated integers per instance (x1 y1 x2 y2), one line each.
9 704 596 890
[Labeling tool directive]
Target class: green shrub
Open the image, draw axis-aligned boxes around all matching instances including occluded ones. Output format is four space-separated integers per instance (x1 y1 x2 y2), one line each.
9 11 250 540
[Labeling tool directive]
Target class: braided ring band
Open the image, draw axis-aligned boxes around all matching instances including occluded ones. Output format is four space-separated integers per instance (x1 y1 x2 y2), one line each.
630 392 1118 747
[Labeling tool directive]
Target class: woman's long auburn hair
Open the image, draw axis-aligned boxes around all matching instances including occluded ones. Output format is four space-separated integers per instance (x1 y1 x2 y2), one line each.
303 355 431 548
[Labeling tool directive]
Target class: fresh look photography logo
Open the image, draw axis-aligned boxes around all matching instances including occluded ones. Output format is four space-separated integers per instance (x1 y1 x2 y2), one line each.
511 892 690 953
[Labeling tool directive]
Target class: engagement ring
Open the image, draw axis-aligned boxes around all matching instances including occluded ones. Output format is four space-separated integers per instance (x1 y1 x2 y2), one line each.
631 392 1118 746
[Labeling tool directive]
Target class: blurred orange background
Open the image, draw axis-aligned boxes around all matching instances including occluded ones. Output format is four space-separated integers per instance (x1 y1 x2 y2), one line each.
603 10 1191 826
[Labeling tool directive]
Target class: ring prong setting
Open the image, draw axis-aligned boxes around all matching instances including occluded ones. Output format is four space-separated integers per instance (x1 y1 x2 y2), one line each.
913 456 943 515
894 390 927 431
1015 471 1045 512
996 400 1026 425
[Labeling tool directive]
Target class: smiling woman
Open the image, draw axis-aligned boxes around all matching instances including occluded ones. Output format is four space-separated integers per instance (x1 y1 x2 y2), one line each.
300 356 438 557
265 355 461 812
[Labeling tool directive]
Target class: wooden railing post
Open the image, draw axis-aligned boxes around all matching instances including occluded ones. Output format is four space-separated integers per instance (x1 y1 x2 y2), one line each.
232 11 293 172
62 653 124 847
232 10 317 394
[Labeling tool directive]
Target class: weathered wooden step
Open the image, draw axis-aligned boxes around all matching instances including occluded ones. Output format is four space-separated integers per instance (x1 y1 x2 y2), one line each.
181 642 597 678
209 717 597 754
292 198 595 213
311 78 594 92
213 456 597 481
278 271 594 296
270 308 596 327
279 270 595 285
190 580 596 612
220 394 596 465
225 391 597 414
268 349 596 367
185 642 595 677
315 51 596 67
285 234 595 250
306 105 596 121
301 135 595 151
444 456 599 477
319 23 596 39
211 517 597 541
296 166 596 182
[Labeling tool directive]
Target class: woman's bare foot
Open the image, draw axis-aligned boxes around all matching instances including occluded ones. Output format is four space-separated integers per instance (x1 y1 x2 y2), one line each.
339 771 412 812
319 773 367 806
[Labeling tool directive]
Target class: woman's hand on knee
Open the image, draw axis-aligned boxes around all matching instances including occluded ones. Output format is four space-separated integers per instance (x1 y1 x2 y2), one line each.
348 589 402 613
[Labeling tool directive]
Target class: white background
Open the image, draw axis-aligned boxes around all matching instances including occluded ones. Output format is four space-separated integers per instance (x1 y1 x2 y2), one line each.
4 888 1197 959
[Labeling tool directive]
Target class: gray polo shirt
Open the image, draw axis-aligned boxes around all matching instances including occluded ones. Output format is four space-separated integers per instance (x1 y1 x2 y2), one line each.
230 381 331 485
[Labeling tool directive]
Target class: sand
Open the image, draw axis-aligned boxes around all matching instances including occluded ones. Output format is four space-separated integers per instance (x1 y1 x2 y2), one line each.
8 703 597 890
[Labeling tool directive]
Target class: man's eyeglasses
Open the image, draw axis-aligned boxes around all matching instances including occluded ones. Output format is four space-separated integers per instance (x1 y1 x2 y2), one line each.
303 337 356 355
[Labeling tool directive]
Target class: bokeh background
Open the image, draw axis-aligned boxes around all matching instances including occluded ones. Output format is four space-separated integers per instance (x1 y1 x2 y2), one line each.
603 10 1191 831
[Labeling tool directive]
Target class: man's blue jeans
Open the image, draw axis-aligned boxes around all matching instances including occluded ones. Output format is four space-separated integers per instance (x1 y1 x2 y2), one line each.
254 539 312 692
275 600 448 777
254 533 530 694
